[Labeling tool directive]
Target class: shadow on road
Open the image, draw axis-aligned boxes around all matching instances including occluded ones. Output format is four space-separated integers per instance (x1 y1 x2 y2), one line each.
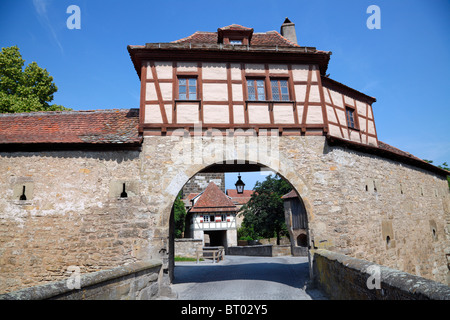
173 257 310 289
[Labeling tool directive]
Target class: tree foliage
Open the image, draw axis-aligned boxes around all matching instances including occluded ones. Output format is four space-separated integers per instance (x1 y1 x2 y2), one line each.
239 174 292 244
0 46 69 113
173 192 187 239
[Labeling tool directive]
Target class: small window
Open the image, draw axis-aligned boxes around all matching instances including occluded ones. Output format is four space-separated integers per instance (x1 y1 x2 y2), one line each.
230 39 242 45
271 79 289 101
247 79 265 101
178 77 197 100
345 107 356 129
203 215 210 222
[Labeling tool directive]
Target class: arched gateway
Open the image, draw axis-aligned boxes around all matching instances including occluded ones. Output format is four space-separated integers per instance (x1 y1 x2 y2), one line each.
0 19 448 295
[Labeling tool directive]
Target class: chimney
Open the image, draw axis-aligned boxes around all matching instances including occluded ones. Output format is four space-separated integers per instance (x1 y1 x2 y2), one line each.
280 17 298 44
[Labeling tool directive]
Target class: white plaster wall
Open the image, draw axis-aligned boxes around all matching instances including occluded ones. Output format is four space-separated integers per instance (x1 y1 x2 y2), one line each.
146 61 153 79
145 83 157 101
177 104 199 123
145 105 163 123
245 64 265 73
356 101 366 116
329 124 342 138
203 105 229 124
311 68 318 82
164 105 172 123
368 136 377 146
336 109 347 126
269 64 288 73
358 116 366 132
232 84 243 101
326 106 337 123
306 105 323 124
177 62 197 72
368 120 376 134
344 95 354 106
203 83 228 101
294 85 307 102
273 104 295 124
291 64 309 81
202 62 227 80
297 105 304 123
233 105 245 124
330 90 344 108
230 63 241 80
248 104 270 123
309 85 321 103
159 83 173 101
349 130 361 143
155 62 172 79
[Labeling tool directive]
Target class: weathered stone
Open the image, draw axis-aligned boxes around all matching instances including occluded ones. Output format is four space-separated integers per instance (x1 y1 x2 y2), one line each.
0 135 448 295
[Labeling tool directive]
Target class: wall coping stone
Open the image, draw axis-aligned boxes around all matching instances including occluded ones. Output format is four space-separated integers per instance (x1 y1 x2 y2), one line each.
175 238 203 242
313 249 450 300
0 260 162 300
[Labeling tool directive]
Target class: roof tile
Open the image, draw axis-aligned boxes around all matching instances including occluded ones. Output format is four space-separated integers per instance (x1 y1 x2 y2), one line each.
0 109 141 145
172 28 300 47
190 182 237 213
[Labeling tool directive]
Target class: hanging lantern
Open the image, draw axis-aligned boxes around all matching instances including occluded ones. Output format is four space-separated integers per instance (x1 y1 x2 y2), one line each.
235 173 245 194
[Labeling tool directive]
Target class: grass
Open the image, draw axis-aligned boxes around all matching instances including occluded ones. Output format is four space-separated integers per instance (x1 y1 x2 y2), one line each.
174 256 204 262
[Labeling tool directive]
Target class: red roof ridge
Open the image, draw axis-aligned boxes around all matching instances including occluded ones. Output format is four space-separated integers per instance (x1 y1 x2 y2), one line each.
269 30 300 47
190 182 237 213
218 24 253 31
172 31 215 43
0 108 135 117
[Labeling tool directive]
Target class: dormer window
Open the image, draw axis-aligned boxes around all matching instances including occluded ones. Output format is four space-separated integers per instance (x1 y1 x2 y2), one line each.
217 24 253 46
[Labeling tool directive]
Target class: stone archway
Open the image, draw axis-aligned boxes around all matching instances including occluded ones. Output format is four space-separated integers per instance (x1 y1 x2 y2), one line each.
164 161 314 282
139 134 327 284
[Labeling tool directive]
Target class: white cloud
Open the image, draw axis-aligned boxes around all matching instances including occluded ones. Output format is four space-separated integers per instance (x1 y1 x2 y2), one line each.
32 0 63 53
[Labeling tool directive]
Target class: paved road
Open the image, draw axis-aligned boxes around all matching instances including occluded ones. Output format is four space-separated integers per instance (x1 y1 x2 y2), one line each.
170 255 327 300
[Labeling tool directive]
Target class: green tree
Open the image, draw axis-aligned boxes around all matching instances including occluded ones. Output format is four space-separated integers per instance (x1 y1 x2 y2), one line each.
0 46 69 113
239 174 292 244
173 192 187 239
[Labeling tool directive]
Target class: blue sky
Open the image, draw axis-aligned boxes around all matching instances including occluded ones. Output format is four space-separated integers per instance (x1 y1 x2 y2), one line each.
1 0 449 190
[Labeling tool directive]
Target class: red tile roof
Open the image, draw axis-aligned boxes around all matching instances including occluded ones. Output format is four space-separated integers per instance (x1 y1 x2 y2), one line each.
281 190 298 199
226 189 254 198
0 109 141 145
218 24 253 31
226 189 254 205
190 182 237 213
172 29 300 47
378 141 422 161
326 135 449 177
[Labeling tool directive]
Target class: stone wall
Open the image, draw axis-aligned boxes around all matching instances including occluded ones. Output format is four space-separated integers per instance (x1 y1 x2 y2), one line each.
182 172 225 197
312 249 450 300
174 238 203 258
227 245 273 257
227 244 293 257
0 135 448 294
0 260 162 300
0 149 161 293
